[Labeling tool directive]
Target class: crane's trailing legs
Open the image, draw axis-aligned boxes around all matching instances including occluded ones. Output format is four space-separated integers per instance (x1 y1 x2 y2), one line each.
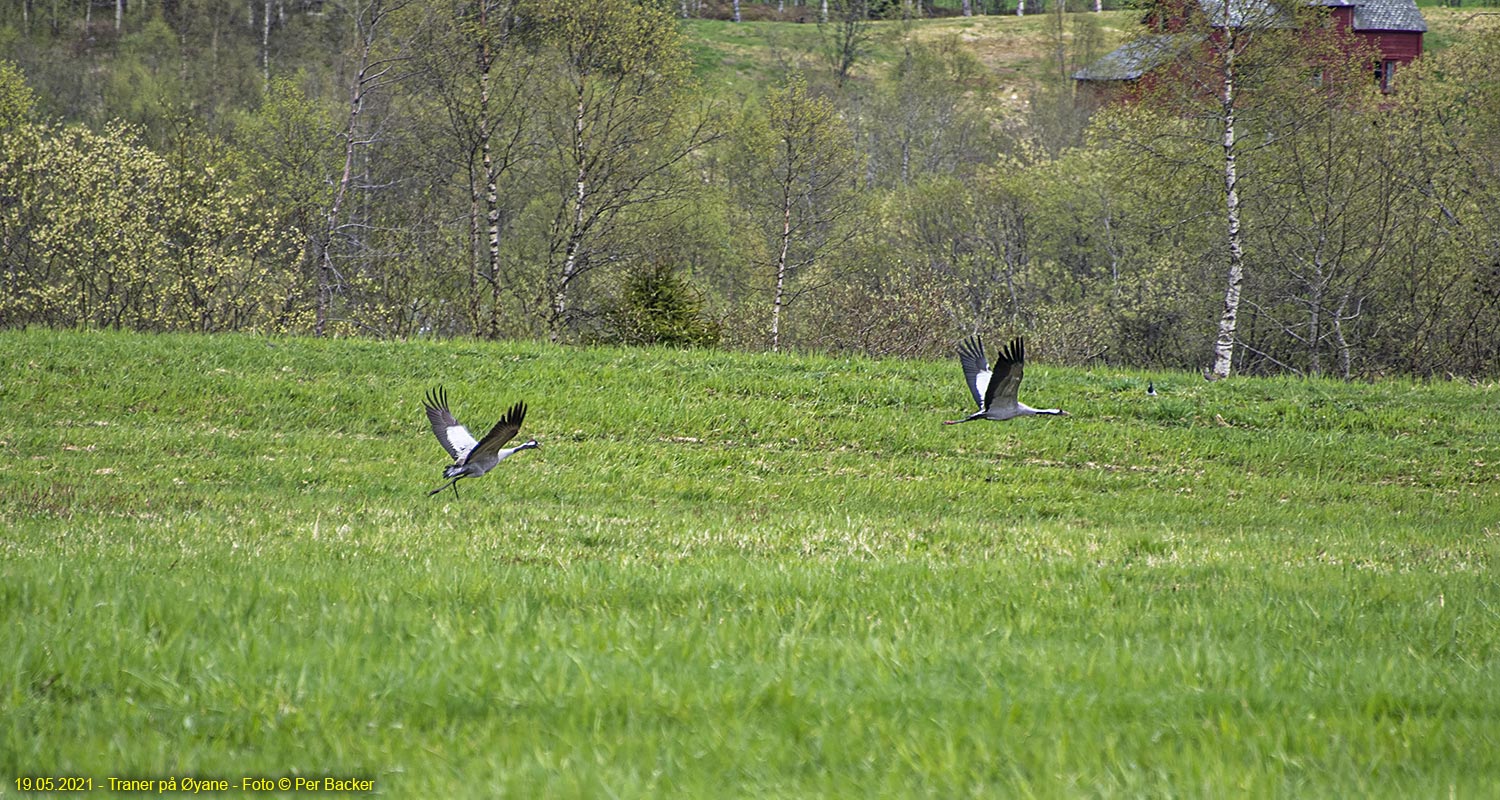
429 475 463 498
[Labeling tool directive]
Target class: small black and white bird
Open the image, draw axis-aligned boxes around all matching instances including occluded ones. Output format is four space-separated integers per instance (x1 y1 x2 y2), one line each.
423 386 538 498
1147 380 1158 397
944 335 1068 424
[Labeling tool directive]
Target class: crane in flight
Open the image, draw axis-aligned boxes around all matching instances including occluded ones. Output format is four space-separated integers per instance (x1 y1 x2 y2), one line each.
423 386 538 498
944 335 1068 424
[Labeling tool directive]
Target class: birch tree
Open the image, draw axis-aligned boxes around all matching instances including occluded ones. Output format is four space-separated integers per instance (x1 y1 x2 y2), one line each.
527 0 719 339
1207 4 1247 380
738 76 860 351
1102 0 1330 378
1242 40 1388 377
817 0 874 88
863 36 994 187
314 0 414 335
406 0 536 337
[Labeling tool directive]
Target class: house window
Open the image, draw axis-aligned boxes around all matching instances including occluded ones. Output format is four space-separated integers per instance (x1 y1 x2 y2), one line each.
1374 59 1398 93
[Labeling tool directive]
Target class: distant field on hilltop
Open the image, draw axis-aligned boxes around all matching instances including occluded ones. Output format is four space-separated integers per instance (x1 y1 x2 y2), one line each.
684 5 1496 102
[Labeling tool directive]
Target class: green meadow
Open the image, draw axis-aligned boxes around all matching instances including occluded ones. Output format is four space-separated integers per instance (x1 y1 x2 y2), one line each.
3 328 1498 797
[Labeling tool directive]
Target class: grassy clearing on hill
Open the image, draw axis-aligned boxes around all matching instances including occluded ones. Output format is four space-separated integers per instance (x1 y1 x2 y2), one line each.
3 328 1498 796
684 12 1135 102
683 7 1488 104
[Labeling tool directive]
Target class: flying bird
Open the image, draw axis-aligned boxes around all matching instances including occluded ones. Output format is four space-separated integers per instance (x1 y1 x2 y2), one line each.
423 386 538 498
944 335 1068 424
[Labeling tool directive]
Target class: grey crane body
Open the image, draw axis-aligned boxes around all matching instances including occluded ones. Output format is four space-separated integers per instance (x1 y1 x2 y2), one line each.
944 335 1068 424
424 387 538 498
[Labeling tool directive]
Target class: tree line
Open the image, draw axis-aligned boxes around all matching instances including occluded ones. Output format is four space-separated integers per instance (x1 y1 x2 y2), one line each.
1 0 1497 377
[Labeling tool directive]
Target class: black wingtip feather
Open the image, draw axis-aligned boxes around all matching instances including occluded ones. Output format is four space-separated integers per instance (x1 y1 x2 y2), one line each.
957 334 985 361
996 336 1024 366
505 400 527 428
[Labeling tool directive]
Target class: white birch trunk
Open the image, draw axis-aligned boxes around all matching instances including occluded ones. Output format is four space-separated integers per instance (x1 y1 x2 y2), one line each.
1334 291 1353 379
1308 239 1327 376
485 169 502 337
479 1 504 338
1209 25 1244 380
318 81 365 337
772 186 794 352
553 89 588 338
468 182 483 334
316 0 387 336
262 0 272 91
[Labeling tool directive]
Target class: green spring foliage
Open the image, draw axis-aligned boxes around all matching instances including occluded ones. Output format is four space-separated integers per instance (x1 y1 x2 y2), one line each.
3 6 1500 376
1 120 308 333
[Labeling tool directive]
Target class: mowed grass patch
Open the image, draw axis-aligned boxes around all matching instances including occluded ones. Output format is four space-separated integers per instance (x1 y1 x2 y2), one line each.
3 328 1499 796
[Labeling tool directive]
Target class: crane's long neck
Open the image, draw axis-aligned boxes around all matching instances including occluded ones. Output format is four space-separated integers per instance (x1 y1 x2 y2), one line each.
1014 401 1068 417
497 439 539 460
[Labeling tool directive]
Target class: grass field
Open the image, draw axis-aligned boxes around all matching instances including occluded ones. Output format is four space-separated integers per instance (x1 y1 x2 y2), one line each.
3 328 1498 797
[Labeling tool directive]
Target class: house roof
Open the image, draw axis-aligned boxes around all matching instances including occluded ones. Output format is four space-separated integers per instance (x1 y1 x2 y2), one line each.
1074 0 1425 83
1350 0 1426 32
1198 0 1425 31
1199 0 1290 28
1072 34 1195 81
1311 0 1426 30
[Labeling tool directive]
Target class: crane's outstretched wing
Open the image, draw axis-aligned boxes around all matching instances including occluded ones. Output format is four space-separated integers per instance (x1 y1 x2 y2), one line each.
957 335 991 411
467 401 526 464
984 337 1026 415
425 386 478 461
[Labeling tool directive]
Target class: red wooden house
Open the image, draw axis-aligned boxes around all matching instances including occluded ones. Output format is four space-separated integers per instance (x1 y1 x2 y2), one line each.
1073 0 1425 104
1323 0 1426 91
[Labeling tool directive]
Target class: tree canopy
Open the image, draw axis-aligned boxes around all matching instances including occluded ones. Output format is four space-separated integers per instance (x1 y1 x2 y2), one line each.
3 3 1499 377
